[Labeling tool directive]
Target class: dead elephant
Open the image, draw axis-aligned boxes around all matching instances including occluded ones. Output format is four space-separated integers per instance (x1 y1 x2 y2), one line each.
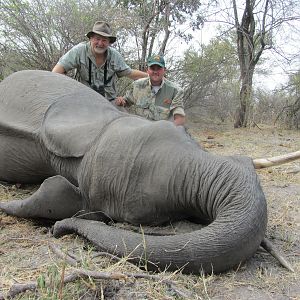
0 70 298 274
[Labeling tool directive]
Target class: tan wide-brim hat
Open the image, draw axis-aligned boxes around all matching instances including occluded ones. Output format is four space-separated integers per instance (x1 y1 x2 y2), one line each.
86 21 117 43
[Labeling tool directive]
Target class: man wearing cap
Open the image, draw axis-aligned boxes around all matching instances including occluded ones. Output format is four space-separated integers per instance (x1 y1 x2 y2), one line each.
115 54 186 126
52 21 147 101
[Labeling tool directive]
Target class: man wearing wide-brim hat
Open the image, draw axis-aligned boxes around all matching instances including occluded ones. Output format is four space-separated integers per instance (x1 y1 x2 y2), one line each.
52 21 147 101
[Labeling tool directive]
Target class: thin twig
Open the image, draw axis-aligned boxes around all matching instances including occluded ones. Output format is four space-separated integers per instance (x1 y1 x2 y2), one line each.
252 121 262 130
286 168 300 174
48 242 79 267
1 243 195 299
0 282 37 300
0 267 194 299
91 251 122 262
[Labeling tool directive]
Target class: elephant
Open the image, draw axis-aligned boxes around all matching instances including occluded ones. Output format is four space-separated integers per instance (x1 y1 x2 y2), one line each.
0 70 292 275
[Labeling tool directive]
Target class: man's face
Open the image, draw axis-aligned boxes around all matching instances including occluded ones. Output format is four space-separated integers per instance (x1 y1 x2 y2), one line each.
147 65 165 85
90 34 110 55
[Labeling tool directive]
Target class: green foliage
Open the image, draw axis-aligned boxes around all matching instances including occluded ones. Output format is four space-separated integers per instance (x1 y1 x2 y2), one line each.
36 265 61 299
117 0 202 24
0 0 118 75
0 0 204 75
278 71 300 128
254 74 300 129
288 71 300 95
113 0 203 63
177 35 240 122
183 37 238 80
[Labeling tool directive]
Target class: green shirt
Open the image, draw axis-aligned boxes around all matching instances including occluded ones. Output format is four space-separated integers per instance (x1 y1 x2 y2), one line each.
58 42 132 100
125 77 185 121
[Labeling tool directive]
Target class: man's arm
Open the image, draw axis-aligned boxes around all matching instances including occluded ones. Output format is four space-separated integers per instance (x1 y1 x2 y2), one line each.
170 86 186 126
126 69 148 80
52 64 66 74
52 43 84 75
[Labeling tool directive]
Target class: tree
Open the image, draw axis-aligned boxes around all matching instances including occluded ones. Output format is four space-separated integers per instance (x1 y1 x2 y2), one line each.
233 0 300 127
116 0 203 70
274 71 300 128
0 0 118 74
177 36 240 122
0 0 204 75
253 88 285 125
202 0 300 127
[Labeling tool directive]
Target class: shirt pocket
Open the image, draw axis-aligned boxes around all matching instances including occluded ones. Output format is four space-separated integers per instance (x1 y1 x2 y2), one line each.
136 97 151 109
151 104 170 120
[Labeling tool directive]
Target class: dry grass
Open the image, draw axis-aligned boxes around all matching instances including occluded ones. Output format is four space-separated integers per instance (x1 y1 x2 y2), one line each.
0 122 299 299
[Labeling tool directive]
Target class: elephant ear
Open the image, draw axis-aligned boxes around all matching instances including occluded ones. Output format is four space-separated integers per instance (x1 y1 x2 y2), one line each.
41 92 121 157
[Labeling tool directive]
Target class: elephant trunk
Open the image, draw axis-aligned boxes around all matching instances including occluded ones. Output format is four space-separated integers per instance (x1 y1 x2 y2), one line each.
53 205 266 274
53 155 267 274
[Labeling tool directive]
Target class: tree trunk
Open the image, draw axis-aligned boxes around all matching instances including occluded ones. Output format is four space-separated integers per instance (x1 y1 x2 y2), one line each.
233 0 269 128
234 70 254 128
159 2 171 54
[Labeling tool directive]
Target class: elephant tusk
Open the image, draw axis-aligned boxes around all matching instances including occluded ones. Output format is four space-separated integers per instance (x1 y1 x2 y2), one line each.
253 150 300 169
260 238 294 272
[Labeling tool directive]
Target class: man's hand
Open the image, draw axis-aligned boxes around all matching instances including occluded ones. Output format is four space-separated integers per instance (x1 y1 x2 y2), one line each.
173 114 186 126
115 97 127 106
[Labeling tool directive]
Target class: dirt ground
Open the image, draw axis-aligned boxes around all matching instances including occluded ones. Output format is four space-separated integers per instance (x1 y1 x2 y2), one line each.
0 122 299 300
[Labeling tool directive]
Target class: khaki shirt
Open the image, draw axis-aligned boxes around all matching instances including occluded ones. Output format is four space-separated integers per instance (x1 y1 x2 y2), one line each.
58 42 132 100
125 78 185 121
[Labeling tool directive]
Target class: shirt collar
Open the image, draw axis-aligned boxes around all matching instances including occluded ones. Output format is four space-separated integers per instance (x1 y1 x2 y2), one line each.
148 77 165 89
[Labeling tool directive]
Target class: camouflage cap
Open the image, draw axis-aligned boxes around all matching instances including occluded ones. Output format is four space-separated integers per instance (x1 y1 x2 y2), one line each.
147 54 165 68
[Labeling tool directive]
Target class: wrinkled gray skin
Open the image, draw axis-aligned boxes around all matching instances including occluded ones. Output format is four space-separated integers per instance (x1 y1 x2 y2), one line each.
0 70 267 274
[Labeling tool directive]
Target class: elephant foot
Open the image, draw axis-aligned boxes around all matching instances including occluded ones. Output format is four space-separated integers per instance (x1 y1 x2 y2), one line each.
0 175 83 220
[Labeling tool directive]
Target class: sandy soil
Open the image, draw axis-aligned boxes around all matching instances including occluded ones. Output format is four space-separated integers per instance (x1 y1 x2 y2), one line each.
0 123 299 299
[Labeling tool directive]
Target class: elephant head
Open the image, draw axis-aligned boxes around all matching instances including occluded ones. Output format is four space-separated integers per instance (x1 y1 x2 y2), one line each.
53 118 269 274
53 143 300 274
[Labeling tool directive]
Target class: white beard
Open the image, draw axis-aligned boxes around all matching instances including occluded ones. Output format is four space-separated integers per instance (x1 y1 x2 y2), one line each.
93 47 107 55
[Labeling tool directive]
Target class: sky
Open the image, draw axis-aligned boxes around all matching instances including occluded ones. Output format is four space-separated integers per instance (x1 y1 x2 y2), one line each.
168 27 292 91
167 0 300 91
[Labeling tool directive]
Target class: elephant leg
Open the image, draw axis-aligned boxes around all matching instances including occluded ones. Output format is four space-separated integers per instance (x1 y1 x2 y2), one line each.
0 175 83 220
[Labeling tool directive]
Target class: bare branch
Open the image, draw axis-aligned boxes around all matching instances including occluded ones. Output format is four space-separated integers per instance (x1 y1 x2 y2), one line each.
0 242 195 300
48 243 79 267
